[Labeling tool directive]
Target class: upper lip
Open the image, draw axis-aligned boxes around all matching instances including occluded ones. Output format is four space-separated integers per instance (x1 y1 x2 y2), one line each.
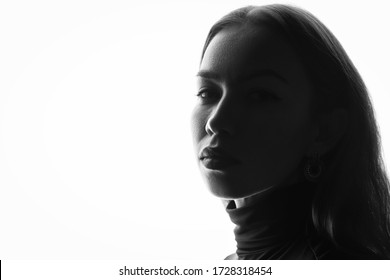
199 146 239 162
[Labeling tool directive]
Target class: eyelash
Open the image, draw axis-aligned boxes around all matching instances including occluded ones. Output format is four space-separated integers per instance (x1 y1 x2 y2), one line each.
196 89 220 103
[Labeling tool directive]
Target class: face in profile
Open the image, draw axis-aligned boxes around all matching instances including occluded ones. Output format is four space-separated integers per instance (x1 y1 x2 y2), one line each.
191 23 319 199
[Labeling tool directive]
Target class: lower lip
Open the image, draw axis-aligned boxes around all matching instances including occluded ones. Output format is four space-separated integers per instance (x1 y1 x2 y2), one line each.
201 157 239 170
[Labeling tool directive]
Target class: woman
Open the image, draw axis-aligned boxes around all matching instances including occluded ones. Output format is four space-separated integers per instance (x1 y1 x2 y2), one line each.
191 4 390 259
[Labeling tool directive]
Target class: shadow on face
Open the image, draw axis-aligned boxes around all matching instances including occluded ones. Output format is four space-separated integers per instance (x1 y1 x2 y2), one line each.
191 23 319 199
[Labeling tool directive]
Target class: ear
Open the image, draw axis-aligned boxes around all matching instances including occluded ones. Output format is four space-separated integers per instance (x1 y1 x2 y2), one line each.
306 108 349 157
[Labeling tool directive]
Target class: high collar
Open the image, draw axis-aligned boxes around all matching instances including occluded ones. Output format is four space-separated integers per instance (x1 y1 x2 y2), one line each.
225 180 316 257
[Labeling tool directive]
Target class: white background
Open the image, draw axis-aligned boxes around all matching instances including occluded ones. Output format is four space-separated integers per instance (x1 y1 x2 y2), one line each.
0 0 389 259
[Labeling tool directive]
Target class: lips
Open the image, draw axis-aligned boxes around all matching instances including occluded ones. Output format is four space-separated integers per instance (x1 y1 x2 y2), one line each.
199 147 240 170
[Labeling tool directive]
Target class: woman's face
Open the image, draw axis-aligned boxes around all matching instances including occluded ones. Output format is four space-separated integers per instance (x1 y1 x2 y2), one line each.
191 24 318 199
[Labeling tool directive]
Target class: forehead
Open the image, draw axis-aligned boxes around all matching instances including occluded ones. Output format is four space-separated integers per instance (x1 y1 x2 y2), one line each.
200 24 308 87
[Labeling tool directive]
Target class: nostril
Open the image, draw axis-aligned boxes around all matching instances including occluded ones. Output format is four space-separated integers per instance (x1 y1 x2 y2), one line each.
205 116 233 136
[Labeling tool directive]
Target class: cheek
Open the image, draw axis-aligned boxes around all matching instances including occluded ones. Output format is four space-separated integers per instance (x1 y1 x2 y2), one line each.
247 109 313 165
190 106 207 143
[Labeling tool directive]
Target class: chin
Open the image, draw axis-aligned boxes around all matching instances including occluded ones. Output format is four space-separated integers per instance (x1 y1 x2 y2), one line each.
208 184 264 200
204 174 275 199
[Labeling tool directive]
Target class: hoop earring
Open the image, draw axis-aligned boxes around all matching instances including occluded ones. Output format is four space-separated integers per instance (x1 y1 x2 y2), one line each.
304 153 322 182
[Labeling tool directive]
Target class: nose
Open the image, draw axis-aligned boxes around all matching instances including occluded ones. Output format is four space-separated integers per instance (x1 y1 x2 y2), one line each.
205 95 240 136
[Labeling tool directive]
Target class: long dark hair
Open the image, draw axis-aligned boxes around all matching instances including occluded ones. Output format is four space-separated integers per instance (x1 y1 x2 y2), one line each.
200 4 390 258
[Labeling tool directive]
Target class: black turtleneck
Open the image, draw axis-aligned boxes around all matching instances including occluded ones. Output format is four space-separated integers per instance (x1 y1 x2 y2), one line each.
224 180 346 260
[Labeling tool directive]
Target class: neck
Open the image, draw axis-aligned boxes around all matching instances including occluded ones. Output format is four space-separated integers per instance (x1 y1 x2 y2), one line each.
233 185 277 208
233 174 307 208
225 180 317 256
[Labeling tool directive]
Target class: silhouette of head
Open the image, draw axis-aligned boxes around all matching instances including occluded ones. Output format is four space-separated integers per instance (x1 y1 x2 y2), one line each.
192 7 346 199
191 4 390 259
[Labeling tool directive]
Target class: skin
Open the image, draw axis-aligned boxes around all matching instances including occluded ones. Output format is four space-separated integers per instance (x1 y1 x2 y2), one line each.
191 23 321 202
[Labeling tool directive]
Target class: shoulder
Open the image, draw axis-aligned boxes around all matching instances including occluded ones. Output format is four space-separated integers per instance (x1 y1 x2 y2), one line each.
224 253 238 260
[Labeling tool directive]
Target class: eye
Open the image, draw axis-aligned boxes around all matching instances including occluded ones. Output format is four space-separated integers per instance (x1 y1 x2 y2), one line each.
196 88 220 104
197 91 211 99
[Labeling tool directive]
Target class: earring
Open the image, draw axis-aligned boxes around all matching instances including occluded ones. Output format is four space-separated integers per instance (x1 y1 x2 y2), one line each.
304 152 322 182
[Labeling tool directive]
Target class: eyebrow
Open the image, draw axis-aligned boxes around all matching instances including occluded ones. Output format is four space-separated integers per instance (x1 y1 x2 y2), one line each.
196 69 288 84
